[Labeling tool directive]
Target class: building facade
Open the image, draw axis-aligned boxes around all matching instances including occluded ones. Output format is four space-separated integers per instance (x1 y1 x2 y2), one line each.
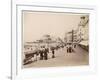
77 16 89 51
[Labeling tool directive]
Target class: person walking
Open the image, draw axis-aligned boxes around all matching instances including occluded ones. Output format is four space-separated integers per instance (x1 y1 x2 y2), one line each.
51 47 55 58
69 43 72 53
44 47 48 60
66 44 69 53
39 47 44 60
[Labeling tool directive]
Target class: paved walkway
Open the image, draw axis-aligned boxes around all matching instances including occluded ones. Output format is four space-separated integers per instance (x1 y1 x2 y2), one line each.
23 45 89 68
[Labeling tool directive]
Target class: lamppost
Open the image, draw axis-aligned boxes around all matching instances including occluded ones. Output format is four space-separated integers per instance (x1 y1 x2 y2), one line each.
72 29 74 43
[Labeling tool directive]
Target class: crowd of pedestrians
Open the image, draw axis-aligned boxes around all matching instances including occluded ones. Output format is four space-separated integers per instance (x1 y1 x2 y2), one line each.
23 43 77 65
66 43 77 53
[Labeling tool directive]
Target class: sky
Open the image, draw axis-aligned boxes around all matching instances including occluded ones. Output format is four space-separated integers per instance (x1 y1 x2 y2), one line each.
23 11 88 42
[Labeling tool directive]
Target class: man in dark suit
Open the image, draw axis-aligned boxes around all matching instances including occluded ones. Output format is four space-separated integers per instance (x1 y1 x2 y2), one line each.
51 47 55 58
44 47 48 60
39 47 44 60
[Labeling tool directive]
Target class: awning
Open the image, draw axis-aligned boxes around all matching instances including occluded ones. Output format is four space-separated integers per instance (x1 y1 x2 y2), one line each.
79 41 88 46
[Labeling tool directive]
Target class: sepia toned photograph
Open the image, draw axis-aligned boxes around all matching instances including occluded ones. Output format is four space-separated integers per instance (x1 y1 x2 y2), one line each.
22 11 89 68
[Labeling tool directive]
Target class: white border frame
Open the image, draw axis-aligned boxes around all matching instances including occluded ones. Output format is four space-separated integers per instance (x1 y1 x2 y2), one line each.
12 2 97 80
